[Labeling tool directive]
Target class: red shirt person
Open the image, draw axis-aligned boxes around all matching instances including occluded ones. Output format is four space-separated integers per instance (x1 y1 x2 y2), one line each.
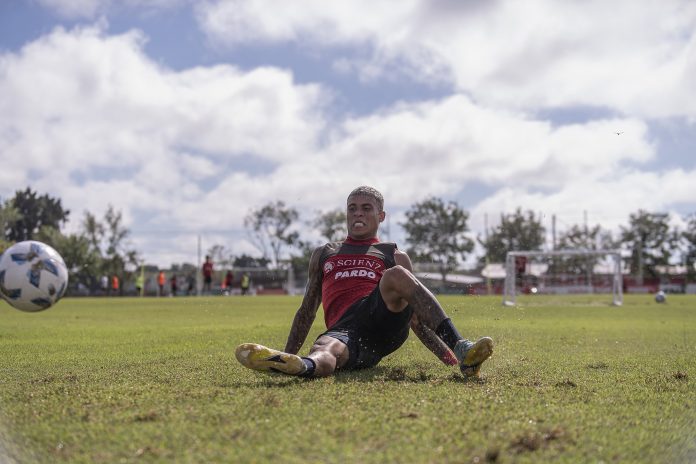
202 256 213 294
224 271 234 291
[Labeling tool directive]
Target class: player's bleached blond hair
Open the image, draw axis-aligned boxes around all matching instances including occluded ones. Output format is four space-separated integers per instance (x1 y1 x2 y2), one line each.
347 186 384 212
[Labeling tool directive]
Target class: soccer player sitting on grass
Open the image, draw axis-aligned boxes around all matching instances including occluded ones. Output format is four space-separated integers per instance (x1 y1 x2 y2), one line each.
236 186 493 378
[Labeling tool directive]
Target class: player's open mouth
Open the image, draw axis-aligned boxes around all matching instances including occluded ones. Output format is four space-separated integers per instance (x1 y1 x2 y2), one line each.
353 221 366 227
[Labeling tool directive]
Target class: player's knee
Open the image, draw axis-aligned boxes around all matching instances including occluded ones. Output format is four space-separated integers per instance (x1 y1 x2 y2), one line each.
383 265 409 280
310 336 348 375
381 265 417 293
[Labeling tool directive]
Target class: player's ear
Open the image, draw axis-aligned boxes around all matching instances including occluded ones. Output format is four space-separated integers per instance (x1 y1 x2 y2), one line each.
379 211 386 223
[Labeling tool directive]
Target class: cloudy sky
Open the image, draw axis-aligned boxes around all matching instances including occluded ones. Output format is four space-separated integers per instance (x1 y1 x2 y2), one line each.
1 0 695 267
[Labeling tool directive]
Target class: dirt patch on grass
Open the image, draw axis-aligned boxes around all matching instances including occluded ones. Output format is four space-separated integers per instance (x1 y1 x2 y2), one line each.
509 426 571 454
384 367 407 381
133 410 159 422
379 367 433 383
516 379 543 388
554 379 577 388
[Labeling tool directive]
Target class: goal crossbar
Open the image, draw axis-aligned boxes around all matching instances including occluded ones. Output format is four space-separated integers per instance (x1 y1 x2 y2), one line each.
503 249 623 306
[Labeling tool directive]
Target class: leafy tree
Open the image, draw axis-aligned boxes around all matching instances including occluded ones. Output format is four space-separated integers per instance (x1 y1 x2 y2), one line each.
36 226 101 292
208 244 235 270
313 209 347 242
0 198 22 252
554 224 614 276
244 201 300 269
83 210 105 252
82 206 139 292
233 254 270 268
4 187 70 241
620 210 680 282
479 208 546 263
401 197 474 284
289 239 316 278
171 263 198 274
683 214 696 282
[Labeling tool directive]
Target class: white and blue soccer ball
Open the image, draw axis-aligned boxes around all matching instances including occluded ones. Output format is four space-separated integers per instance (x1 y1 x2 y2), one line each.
654 290 666 304
0 241 68 312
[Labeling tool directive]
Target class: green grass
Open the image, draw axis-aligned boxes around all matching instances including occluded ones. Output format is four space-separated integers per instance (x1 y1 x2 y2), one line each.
1 294 695 463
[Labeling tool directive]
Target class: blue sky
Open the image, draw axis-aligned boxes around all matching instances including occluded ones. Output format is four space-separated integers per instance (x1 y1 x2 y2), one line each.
1 0 695 267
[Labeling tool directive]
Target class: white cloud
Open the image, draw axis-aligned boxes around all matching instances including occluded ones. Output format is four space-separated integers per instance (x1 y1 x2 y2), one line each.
198 0 696 118
37 0 187 19
2 15 695 266
321 96 654 197
0 24 328 261
196 0 418 46
471 168 696 234
36 0 105 19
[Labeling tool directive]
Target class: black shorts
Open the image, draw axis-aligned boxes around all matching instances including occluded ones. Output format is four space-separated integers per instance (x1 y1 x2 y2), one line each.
318 285 413 370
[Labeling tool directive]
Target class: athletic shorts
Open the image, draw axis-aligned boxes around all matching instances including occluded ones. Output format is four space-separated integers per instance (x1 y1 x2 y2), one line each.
318 285 413 370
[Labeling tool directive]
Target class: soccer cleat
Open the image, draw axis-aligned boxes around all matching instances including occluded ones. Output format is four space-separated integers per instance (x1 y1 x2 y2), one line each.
235 343 307 375
456 337 494 379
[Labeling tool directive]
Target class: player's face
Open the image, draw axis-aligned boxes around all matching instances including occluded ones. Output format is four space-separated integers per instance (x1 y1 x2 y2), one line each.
346 194 385 240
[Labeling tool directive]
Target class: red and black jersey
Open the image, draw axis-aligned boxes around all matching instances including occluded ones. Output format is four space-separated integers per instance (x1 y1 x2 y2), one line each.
319 237 397 329
202 261 213 278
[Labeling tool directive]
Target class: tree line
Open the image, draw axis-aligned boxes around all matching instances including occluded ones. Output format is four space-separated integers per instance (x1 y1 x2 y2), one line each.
243 197 696 284
2 188 696 293
1 188 139 294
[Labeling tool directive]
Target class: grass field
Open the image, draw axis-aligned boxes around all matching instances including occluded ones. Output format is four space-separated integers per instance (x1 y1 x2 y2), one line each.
0 294 694 463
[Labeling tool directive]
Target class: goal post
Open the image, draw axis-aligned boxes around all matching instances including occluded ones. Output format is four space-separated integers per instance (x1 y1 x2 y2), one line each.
503 249 623 306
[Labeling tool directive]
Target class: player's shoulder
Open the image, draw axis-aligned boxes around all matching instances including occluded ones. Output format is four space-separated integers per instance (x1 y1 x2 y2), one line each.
312 241 340 256
309 242 340 266
393 246 408 257
392 246 412 268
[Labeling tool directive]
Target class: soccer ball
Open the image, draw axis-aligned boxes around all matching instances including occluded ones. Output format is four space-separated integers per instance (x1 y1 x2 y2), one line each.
0 241 69 312
654 290 666 304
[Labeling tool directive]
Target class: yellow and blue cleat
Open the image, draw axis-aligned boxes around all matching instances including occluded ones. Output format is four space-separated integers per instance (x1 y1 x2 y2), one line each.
457 337 494 379
235 343 307 375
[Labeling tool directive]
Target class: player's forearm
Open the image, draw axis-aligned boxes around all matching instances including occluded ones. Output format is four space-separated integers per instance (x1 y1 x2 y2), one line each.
285 246 323 354
284 307 316 354
411 319 458 366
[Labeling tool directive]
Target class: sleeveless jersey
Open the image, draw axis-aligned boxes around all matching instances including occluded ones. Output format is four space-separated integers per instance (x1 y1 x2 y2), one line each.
319 237 397 329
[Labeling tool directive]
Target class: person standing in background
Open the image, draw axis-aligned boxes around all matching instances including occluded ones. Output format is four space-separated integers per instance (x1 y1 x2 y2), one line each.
111 275 119 296
170 274 178 296
135 272 144 297
158 271 166 296
224 270 234 295
241 273 250 295
202 256 214 295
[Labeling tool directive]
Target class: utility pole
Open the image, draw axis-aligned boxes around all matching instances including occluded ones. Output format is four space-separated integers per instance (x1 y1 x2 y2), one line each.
551 213 557 283
637 233 644 286
485 213 491 295
584 210 591 286
197 234 202 296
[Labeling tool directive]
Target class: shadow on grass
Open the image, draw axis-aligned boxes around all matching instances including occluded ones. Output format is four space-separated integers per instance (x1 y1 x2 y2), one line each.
331 365 488 385
230 365 487 388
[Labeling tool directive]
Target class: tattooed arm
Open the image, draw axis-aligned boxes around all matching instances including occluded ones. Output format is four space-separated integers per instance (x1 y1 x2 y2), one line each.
284 245 324 354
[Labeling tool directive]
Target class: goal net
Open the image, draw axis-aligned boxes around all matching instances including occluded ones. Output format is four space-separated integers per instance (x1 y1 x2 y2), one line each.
502 249 623 306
